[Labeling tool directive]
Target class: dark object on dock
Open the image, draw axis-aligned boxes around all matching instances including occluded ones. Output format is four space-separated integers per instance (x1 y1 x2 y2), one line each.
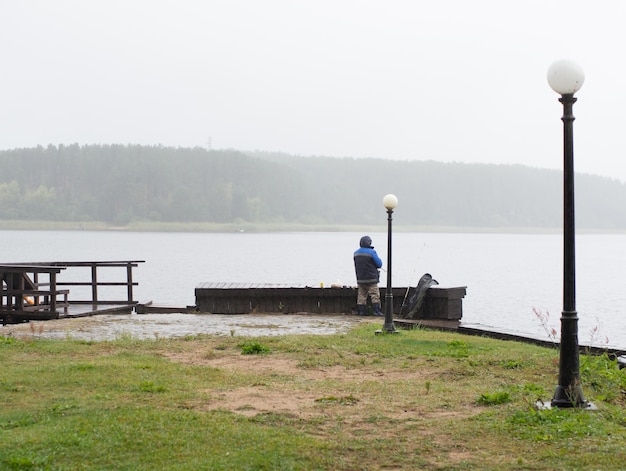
195 282 466 320
135 300 195 314
411 286 466 320
400 273 439 319
1 261 144 324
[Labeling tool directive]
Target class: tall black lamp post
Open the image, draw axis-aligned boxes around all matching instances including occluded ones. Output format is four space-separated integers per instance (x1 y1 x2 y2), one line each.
547 60 592 409
382 194 398 333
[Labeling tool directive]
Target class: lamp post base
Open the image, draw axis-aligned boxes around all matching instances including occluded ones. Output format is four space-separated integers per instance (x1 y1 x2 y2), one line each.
375 328 399 335
551 384 592 409
381 292 397 333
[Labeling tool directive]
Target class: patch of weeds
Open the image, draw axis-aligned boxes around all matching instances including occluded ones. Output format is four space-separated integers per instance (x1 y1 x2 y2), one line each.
48 402 79 416
240 341 270 355
509 407 560 426
315 394 359 405
500 359 525 369
430 339 470 358
447 339 470 357
0 336 17 345
477 391 511 406
136 381 167 393
508 406 613 441
580 353 626 404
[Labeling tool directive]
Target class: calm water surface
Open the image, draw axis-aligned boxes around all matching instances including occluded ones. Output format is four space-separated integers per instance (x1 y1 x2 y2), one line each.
3 230 625 348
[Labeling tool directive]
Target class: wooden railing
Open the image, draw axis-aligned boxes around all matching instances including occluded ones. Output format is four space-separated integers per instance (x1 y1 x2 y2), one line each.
1 260 144 324
48 261 144 304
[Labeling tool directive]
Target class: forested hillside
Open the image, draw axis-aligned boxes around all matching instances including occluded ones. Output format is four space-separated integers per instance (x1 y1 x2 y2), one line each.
1 144 625 229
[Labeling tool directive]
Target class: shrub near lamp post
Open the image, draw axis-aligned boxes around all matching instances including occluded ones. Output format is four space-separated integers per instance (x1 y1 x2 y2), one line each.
381 194 398 334
546 60 594 409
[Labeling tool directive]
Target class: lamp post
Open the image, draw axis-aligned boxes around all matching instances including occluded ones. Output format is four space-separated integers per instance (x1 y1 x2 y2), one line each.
547 60 592 409
382 194 398 333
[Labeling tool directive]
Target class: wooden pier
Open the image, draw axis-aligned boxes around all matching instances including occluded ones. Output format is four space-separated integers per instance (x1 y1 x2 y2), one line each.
194 282 466 320
2 263 466 326
1 261 144 324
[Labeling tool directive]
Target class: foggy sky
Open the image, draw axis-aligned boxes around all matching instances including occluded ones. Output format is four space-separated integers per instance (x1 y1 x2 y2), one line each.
2 1 626 181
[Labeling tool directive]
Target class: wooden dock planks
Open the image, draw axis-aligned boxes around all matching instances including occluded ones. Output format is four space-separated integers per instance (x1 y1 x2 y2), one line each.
195 283 467 318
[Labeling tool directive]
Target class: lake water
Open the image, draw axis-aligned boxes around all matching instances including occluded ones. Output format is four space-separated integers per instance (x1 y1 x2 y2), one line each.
2 230 625 348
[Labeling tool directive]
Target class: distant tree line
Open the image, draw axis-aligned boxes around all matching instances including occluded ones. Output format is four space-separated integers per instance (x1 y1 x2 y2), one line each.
0 144 625 229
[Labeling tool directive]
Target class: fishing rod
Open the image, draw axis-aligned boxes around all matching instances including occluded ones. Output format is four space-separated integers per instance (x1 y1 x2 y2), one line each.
399 242 427 316
377 241 427 316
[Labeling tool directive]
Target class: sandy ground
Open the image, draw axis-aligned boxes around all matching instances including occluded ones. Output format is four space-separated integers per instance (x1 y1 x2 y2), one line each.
0 312 370 341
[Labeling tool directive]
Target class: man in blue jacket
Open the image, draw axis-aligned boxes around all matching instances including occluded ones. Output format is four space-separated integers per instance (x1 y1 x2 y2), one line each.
353 235 383 316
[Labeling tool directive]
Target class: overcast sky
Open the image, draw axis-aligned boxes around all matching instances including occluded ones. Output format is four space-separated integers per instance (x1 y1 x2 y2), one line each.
2 1 625 181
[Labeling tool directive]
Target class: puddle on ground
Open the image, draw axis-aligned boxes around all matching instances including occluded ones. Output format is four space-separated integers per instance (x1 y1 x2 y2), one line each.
1 313 368 341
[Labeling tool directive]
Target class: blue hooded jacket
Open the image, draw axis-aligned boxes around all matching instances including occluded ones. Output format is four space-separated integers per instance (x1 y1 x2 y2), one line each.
353 236 383 284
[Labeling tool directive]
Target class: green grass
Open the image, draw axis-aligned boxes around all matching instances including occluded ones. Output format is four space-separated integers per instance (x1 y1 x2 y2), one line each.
1 324 626 470
239 340 271 355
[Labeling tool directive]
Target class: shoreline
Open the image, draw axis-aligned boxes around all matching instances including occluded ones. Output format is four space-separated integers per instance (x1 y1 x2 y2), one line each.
3 312 625 357
2 220 626 234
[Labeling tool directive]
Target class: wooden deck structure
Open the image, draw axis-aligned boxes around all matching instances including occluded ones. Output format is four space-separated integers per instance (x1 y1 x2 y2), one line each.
195 282 466 320
1 261 144 324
